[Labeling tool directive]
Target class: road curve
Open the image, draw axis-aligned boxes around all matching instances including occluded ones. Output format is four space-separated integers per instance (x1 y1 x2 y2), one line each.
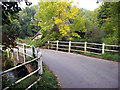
41 49 118 88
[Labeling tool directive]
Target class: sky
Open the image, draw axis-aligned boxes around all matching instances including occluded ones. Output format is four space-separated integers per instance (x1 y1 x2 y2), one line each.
19 0 102 11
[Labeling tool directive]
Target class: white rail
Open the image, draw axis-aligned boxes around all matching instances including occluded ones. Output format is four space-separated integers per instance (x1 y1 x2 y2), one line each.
1 43 43 90
87 42 102 45
14 68 40 85
71 42 85 44
0 56 41 75
25 77 41 90
71 46 84 48
59 41 69 43
58 44 69 47
48 41 119 55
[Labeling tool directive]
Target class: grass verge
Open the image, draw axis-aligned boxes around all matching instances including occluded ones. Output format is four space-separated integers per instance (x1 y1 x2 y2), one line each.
30 63 61 89
73 51 120 62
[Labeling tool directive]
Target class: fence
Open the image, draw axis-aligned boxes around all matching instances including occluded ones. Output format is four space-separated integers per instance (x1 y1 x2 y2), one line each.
48 41 119 55
0 43 43 90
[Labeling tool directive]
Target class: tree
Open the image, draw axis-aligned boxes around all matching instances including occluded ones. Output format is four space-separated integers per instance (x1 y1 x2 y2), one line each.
1 1 32 49
18 6 40 39
97 2 119 45
35 0 86 42
81 9 103 43
2 19 21 49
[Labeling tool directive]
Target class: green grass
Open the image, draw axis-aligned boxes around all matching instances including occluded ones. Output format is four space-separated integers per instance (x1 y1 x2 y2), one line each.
73 51 120 62
30 64 61 89
101 53 120 62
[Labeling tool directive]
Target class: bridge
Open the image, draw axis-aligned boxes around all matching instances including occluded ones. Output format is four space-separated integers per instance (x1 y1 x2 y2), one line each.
17 45 118 88
1 41 119 88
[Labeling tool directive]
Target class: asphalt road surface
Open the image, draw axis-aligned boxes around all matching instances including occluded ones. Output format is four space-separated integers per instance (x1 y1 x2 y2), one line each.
40 49 118 88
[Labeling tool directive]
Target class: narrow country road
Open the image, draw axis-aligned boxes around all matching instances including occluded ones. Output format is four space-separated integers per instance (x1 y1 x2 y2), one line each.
41 49 118 88
17 47 118 88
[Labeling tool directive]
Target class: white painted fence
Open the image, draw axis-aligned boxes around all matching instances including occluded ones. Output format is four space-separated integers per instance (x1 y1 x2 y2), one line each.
0 43 43 90
48 41 119 55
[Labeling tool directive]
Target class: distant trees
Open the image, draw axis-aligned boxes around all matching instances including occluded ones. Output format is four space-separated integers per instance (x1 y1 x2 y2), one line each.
18 6 40 39
97 2 119 45
2 0 119 49
82 9 103 43
80 2 119 45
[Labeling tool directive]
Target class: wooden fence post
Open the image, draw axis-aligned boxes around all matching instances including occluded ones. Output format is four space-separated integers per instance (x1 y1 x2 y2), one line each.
38 52 43 75
102 43 105 54
48 41 49 49
84 42 87 53
56 41 59 51
68 41 71 53
32 45 35 58
17 48 19 61
23 44 26 63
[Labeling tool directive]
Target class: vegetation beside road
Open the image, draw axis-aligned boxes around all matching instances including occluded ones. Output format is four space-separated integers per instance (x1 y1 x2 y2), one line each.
77 52 120 62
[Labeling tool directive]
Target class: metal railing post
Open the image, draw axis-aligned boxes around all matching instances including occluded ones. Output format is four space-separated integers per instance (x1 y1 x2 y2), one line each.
40 59 43 74
7 48 10 58
84 42 87 53
38 52 42 75
17 48 19 61
37 47 39 57
56 41 59 51
23 44 26 63
102 43 105 54
68 41 71 53
48 41 49 49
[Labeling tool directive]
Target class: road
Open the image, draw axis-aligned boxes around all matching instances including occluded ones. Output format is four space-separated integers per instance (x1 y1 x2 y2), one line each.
17 48 118 88
41 49 118 88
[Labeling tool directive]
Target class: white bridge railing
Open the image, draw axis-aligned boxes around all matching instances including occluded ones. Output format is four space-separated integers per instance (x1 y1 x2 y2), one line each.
0 43 43 90
48 41 119 55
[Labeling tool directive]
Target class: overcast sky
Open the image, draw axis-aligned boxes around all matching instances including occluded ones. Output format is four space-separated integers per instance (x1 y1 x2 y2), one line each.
19 0 102 11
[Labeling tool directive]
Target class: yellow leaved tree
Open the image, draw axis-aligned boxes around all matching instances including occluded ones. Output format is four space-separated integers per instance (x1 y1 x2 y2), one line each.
35 0 86 41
